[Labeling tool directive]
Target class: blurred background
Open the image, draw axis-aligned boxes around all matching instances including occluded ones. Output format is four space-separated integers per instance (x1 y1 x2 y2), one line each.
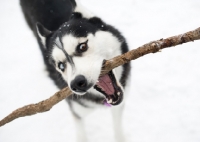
0 0 200 142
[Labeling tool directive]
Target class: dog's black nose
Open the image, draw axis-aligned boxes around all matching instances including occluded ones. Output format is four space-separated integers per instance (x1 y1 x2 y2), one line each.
70 75 88 93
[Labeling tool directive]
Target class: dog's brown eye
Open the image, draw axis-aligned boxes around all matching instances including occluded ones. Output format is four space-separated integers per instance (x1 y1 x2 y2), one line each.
77 41 88 53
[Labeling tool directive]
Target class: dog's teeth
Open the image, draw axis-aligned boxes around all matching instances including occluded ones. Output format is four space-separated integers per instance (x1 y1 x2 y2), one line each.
107 98 112 104
117 92 120 96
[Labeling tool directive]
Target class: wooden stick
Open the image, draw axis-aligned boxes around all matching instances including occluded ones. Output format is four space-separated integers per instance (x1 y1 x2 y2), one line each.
0 27 200 127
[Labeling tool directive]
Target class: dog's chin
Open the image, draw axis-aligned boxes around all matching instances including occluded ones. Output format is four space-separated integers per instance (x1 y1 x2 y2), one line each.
94 70 123 106
72 91 86 96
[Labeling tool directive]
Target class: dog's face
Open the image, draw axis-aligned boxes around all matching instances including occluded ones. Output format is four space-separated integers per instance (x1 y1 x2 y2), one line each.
36 18 124 105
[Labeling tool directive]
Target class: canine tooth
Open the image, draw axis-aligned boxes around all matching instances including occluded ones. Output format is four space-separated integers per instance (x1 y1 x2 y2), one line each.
117 92 120 96
107 99 112 104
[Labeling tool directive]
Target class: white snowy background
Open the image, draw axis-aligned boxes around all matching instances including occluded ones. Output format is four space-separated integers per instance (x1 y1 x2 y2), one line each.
1 0 200 142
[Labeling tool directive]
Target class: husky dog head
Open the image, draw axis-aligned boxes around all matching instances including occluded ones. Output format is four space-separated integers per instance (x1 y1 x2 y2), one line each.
36 15 126 105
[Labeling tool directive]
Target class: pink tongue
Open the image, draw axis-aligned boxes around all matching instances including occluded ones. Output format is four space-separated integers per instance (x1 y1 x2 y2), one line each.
96 74 115 95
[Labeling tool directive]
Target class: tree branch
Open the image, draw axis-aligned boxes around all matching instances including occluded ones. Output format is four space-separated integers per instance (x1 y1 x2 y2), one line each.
0 27 200 127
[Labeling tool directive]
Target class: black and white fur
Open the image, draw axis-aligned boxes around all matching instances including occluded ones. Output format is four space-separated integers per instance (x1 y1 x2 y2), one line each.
20 0 131 141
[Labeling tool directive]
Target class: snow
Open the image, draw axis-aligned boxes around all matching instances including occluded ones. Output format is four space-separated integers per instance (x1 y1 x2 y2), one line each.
1 0 200 142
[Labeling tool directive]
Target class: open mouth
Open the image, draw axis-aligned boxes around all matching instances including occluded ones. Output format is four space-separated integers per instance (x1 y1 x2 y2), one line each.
94 70 123 105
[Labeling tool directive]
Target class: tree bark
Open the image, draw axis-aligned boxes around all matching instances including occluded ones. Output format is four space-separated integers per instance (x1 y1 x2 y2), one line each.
0 27 200 127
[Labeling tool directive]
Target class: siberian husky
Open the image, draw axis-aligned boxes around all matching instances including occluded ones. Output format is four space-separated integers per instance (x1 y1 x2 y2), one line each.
20 0 131 141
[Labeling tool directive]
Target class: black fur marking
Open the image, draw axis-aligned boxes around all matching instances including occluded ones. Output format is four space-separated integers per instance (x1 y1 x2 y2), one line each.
20 0 76 32
54 35 75 69
57 19 97 37
70 12 83 20
36 23 52 37
88 17 107 31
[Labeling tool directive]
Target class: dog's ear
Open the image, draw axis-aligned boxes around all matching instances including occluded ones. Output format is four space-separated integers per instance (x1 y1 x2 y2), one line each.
70 12 83 20
36 22 52 49
88 17 106 30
